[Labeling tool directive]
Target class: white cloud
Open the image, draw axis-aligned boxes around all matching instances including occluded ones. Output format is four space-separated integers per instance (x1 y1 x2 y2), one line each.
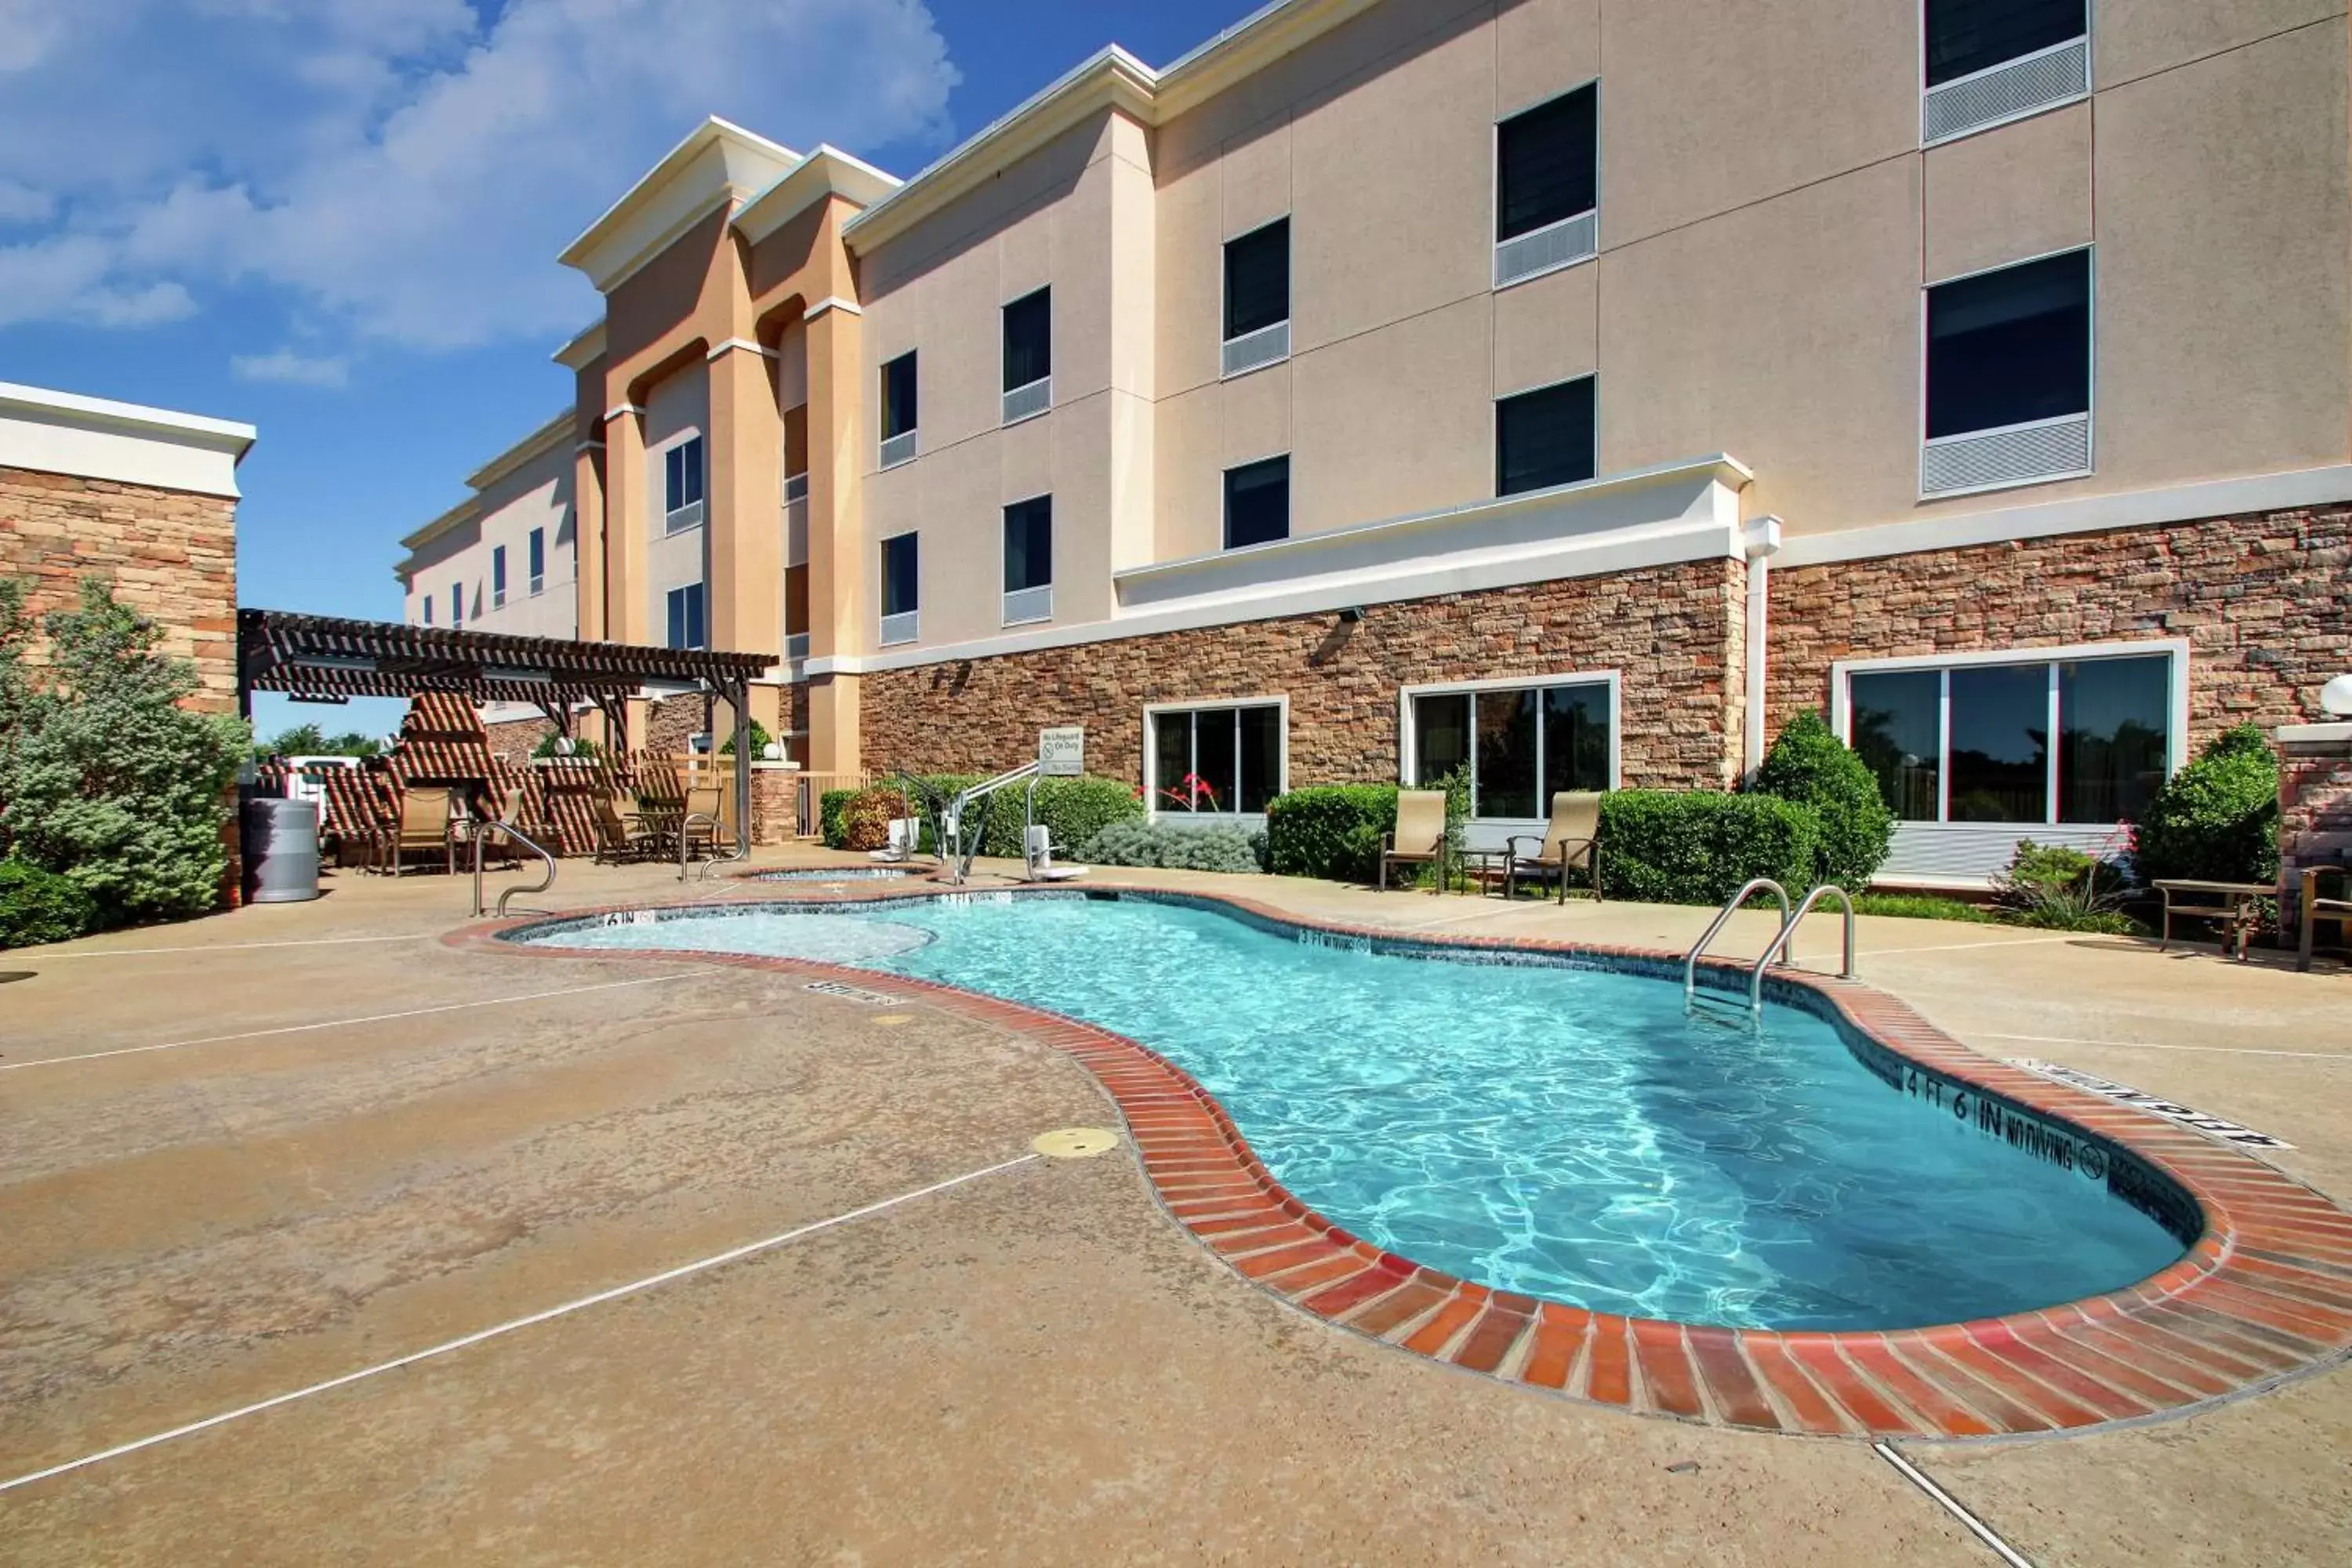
0 0 958 349
230 349 351 387
0 179 53 225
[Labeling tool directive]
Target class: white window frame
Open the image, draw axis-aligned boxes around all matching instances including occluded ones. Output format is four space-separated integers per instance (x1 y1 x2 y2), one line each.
1142 695 1290 825
491 545 508 610
879 351 919 468
1918 0 2091 148
1919 242 2095 501
664 582 707 652
527 527 546 597
1397 670 1621 826
1828 638 2190 829
1490 77 1602 292
1219 217 1292 380
1001 286 1053 426
659 434 706 535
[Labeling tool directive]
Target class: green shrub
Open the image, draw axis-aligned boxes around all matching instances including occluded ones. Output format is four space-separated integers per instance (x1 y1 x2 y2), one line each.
1851 892 1996 924
532 733 603 761
2129 724 2280 886
0 858 99 949
840 786 910 852
1597 790 1821 905
0 578 249 926
818 788 859 849
1078 819 1265 873
1266 784 1399 883
718 718 773 757
1751 710 1894 892
1993 839 2141 933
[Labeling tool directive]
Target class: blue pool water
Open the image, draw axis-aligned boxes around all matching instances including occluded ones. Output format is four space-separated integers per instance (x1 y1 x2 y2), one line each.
528 895 2191 1330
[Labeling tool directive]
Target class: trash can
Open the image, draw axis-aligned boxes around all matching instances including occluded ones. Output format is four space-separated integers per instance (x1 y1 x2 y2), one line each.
245 796 322 904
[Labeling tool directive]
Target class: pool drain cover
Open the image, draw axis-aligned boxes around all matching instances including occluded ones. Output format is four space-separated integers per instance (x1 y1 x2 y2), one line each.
1033 1127 1120 1160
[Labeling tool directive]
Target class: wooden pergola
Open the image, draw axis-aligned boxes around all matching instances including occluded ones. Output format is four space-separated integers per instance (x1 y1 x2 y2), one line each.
237 608 776 836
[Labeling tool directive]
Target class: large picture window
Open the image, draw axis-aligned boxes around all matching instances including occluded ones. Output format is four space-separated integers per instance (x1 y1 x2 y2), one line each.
1149 702 1284 817
1845 650 2173 826
1406 678 1612 820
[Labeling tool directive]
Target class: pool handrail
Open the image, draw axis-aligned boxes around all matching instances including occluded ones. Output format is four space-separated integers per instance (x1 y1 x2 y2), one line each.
471 818 557 918
1683 878 1792 1005
1749 884 1858 1011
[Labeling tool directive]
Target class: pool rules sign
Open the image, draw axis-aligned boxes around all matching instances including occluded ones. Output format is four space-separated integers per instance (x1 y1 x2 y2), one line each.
1039 727 1084 776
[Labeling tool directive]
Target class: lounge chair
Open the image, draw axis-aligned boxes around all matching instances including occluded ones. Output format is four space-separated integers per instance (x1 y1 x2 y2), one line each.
387 788 456 876
1506 791 1603 904
1378 789 1449 893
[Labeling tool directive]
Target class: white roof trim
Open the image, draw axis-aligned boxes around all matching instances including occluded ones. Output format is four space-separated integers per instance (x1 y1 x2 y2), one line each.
559 117 801 294
464 409 575 492
553 319 606 370
731 144 902 246
0 379 256 499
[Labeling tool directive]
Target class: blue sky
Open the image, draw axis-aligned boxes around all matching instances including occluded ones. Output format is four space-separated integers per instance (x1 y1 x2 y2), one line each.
0 0 1261 740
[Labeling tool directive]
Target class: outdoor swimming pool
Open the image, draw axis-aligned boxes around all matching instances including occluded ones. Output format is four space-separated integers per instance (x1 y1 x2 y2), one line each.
524 893 2193 1332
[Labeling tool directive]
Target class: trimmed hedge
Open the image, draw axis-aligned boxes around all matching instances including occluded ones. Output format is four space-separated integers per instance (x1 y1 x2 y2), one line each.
818 789 858 849
2129 723 2280 886
1266 784 1399 883
0 858 98 949
1597 790 1822 905
1751 710 1893 892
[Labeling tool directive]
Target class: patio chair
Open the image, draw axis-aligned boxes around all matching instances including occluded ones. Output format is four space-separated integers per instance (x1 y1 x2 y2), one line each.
592 793 655 865
1378 789 1449 893
387 788 457 877
1506 791 1603 905
683 782 735 860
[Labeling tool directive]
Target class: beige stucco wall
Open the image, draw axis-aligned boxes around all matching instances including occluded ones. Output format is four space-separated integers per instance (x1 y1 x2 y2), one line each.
641 366 710 641
399 436 575 639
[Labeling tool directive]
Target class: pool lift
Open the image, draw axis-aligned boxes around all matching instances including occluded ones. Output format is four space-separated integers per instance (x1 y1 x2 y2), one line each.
1683 879 1857 1020
891 764 1091 887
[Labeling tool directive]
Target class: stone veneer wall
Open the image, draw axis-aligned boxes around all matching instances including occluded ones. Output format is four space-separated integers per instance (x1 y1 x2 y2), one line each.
1766 504 2352 745
0 464 239 713
862 559 1747 791
2278 735 2352 931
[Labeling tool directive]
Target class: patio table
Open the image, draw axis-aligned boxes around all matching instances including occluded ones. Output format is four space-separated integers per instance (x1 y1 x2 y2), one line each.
2153 878 2273 962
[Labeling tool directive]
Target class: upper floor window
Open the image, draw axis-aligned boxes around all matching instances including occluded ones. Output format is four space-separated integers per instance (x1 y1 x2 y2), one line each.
665 583 706 651
662 436 705 534
1496 376 1597 497
782 405 809 503
450 580 464 627
1002 288 1052 424
1844 649 2173 826
492 545 508 609
1494 84 1598 287
1002 495 1053 626
880 352 919 466
528 527 546 595
1923 0 2088 143
1922 248 2091 496
880 530 920 645
1222 218 1290 377
421 594 433 626
1224 455 1290 550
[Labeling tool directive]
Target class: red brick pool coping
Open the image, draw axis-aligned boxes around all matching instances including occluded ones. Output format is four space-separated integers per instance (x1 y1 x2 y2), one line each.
451 880 2352 1440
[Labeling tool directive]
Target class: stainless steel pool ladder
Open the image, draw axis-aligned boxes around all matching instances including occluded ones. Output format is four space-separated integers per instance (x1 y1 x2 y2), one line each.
1747 885 1858 1011
1682 878 1791 1008
470 819 557 918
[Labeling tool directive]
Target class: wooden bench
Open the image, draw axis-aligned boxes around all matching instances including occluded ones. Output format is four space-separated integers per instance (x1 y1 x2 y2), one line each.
2153 879 2273 962
2298 866 2352 972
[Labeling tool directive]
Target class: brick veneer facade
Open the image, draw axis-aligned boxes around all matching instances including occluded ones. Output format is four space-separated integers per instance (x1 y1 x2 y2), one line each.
862 558 1748 791
0 465 239 713
1765 504 2352 746
2278 736 2352 930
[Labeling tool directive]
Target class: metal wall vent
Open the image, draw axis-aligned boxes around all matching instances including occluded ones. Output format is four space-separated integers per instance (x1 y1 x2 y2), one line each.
1221 319 1290 379
879 430 919 470
1922 412 2090 497
1923 38 2088 144
878 609 920 647
1002 377 1052 426
1001 585 1053 626
1494 209 1597 289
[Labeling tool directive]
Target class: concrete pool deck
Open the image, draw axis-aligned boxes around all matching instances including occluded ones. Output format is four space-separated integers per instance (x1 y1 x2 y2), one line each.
4 851 2350 1565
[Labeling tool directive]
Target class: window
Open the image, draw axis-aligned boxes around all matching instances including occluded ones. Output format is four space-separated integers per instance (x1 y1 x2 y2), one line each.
1926 0 2085 89
1496 376 1597 496
1497 85 1597 243
1149 702 1284 816
1927 250 2089 441
782 405 809 501
450 581 464 628
1223 455 1290 550
1003 289 1051 393
1846 651 2172 826
1003 495 1052 626
1407 679 1611 819
662 436 705 533
880 352 918 465
664 583 706 651
1222 219 1290 375
528 528 546 596
421 595 433 626
492 546 508 609
880 530 919 644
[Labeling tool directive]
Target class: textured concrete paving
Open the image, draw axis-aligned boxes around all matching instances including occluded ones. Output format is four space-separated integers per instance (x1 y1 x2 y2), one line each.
0 852 2346 1565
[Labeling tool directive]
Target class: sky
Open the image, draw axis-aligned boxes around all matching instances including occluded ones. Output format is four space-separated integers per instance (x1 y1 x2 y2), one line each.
0 0 1264 741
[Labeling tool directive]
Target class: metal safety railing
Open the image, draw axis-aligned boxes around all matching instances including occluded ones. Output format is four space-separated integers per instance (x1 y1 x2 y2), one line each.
1748 884 1857 1010
471 819 557 918
1683 878 1791 1007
